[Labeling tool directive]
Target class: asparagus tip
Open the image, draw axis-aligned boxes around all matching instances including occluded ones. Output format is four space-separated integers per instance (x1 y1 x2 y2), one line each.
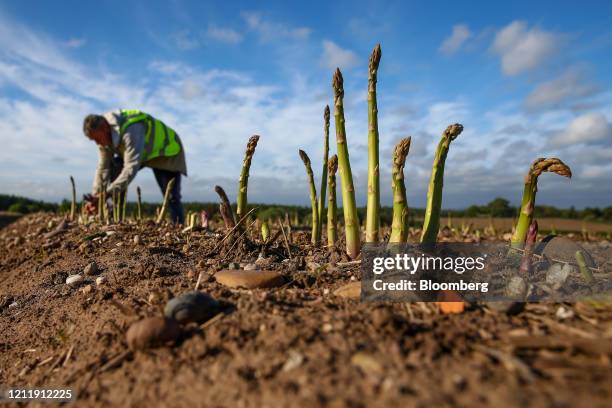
299 149 311 166
393 137 412 164
369 44 382 71
328 154 338 174
530 158 572 179
444 123 464 140
324 105 330 122
332 68 344 96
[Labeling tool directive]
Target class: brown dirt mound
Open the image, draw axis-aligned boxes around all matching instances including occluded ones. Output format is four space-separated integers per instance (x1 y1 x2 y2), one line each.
1 213 611 407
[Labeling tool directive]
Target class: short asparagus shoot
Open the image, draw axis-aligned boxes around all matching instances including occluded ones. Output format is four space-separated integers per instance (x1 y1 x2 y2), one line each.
157 178 176 224
389 137 411 243
237 135 260 221
511 158 571 248
69 176 76 221
317 105 330 243
299 149 319 245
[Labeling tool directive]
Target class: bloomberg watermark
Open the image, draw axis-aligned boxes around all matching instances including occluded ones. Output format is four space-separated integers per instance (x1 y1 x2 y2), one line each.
360 243 610 302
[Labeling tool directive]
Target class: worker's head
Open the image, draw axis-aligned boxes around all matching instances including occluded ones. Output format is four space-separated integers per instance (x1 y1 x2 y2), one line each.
83 114 112 146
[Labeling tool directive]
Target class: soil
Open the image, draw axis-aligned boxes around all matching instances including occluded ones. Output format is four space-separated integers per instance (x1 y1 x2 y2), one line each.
1 213 611 407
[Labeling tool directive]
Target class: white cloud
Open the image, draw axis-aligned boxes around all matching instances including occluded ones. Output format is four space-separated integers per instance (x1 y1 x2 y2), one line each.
320 40 358 70
241 12 310 42
64 37 86 48
439 24 471 55
492 21 561 76
552 113 612 146
525 69 598 111
170 30 200 50
206 25 242 44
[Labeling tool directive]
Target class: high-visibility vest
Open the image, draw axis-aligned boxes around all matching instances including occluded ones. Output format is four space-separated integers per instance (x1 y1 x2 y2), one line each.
119 109 181 161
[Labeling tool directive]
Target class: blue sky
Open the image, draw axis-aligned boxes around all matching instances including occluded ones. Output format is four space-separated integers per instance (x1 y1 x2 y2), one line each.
0 0 611 208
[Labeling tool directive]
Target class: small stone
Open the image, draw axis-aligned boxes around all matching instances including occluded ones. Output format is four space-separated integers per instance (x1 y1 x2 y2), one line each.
228 262 239 270
186 270 195 280
106 231 117 236
81 284 93 294
333 281 361 299
95 276 106 285
134 235 141 245
126 317 181 350
546 263 572 290
322 323 333 333
197 260 206 269
215 270 284 289
164 291 219 324
282 351 304 372
8 301 18 309
148 293 158 304
505 276 527 299
66 274 83 286
83 261 99 276
556 306 575 320
537 236 595 267
243 263 259 271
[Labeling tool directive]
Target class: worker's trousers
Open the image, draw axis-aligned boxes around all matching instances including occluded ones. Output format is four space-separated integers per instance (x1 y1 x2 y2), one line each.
110 155 185 224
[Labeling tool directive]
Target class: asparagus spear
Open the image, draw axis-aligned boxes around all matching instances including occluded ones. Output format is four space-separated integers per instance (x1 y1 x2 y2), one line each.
299 150 319 245
389 137 411 243
122 187 127 222
69 176 76 221
236 135 260 221
327 155 338 248
366 44 382 243
317 105 330 243
157 178 176 224
332 68 361 259
420 124 464 244
136 186 142 222
511 158 571 248
261 221 270 242
215 185 236 230
519 220 538 274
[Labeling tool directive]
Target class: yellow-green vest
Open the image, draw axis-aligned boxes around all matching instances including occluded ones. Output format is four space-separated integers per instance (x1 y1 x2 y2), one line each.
119 109 181 161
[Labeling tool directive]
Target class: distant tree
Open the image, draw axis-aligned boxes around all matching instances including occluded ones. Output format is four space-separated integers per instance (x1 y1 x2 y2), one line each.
486 197 514 217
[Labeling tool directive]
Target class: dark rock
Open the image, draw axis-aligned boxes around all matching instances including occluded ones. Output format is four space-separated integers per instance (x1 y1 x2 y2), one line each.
164 291 219 324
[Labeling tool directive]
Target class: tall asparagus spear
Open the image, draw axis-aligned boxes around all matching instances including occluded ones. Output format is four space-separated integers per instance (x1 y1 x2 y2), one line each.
236 135 260 221
157 178 176 224
366 44 382 243
511 158 571 248
299 150 320 245
317 105 330 243
420 124 464 244
69 176 76 221
327 155 338 248
389 137 411 243
332 68 361 259
122 187 128 222
136 186 142 222
112 189 118 223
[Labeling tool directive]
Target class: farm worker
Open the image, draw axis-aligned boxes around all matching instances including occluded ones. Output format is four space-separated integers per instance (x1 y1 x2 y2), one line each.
82 109 187 224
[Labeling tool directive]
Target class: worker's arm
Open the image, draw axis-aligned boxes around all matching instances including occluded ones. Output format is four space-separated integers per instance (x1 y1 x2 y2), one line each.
91 146 112 195
106 122 146 193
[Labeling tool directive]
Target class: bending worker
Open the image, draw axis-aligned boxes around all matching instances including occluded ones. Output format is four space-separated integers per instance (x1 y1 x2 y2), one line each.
83 109 187 224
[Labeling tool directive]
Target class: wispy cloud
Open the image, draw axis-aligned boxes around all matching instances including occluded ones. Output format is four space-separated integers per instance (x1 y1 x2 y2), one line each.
551 112 612 146
492 21 561 75
63 37 86 48
241 11 310 42
439 24 471 55
206 25 243 44
320 40 358 70
525 68 599 111
170 30 200 50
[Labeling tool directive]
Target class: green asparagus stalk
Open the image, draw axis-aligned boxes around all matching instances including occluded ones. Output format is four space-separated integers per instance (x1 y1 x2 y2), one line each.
519 220 538 274
317 105 330 243
112 189 118 223
261 221 270 242
299 149 320 245
389 137 411 243
420 124 464 244
122 187 127 222
327 155 338 248
332 68 361 259
511 158 571 248
101 184 108 224
575 250 594 284
156 178 176 224
366 44 382 243
69 176 76 221
136 186 142 222
237 135 260 221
